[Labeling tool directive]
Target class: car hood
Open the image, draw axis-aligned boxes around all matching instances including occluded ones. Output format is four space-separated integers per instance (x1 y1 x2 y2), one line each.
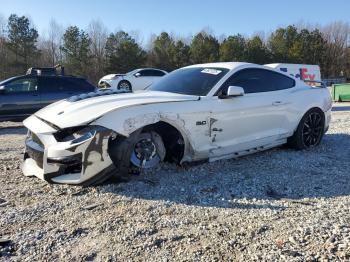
101 74 125 80
33 90 199 129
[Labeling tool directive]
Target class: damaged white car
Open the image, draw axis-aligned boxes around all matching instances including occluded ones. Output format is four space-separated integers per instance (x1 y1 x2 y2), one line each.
22 62 332 185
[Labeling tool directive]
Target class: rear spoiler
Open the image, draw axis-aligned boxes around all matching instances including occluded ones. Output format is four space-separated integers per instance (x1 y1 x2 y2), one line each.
303 80 326 88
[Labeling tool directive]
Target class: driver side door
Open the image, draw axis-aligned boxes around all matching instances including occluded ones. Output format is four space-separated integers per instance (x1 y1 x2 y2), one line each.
208 68 295 160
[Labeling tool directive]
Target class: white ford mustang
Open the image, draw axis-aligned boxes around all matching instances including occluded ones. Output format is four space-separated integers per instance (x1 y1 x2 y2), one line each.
22 62 332 185
98 68 168 91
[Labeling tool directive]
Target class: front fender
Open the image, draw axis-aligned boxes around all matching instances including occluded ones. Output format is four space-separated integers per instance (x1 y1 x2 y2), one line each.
92 104 195 162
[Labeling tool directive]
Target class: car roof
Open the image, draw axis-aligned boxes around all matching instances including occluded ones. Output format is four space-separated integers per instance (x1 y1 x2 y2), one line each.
0 74 88 85
136 68 168 72
184 62 254 70
6 74 85 80
183 62 302 81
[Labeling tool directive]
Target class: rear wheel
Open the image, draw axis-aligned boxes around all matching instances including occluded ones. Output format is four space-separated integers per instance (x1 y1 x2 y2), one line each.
288 108 325 150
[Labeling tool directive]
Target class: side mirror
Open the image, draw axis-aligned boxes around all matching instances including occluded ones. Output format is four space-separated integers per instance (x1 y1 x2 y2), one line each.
0 85 6 94
134 72 141 77
220 86 244 99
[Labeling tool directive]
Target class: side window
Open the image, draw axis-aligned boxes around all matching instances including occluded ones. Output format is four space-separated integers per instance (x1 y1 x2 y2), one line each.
38 77 63 93
39 77 93 93
221 69 295 94
137 70 147 77
5 77 38 93
152 70 166 77
139 70 160 77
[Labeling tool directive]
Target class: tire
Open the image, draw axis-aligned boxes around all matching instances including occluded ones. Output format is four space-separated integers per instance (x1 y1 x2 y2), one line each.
288 108 325 150
108 130 166 180
118 80 132 91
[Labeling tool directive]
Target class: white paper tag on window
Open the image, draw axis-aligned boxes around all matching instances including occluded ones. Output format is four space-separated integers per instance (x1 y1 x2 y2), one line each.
201 69 222 75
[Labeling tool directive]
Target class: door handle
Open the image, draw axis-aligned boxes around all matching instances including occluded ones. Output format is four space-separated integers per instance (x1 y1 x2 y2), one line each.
212 128 223 132
272 101 285 106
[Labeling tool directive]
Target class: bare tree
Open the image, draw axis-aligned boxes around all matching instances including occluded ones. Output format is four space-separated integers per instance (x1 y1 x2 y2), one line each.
0 14 5 34
321 21 350 77
34 19 64 69
47 19 64 65
0 14 7 79
87 19 108 83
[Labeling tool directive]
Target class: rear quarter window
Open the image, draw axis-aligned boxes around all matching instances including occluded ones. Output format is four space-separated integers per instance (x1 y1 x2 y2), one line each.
63 78 95 92
152 70 166 77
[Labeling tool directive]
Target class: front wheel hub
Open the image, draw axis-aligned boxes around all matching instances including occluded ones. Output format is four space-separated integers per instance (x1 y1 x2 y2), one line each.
130 132 166 169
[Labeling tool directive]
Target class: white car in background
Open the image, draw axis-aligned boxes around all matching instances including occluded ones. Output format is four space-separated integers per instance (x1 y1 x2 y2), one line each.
22 62 332 185
98 68 168 91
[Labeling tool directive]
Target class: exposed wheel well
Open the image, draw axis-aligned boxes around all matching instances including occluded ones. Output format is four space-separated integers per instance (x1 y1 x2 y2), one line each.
141 121 185 164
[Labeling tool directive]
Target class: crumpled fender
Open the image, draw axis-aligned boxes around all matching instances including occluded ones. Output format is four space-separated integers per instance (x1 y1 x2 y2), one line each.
93 103 195 163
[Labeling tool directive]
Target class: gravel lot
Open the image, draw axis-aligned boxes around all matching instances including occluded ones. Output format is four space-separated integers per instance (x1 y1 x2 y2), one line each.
1 103 350 261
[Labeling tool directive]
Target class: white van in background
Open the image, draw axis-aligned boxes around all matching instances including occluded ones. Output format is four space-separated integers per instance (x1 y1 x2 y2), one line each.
265 63 321 81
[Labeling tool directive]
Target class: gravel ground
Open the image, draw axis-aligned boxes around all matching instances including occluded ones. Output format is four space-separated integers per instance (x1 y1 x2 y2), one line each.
0 103 350 261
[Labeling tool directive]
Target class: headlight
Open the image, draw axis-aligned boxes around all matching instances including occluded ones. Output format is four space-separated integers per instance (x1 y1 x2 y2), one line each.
54 126 97 143
99 81 111 88
71 129 96 144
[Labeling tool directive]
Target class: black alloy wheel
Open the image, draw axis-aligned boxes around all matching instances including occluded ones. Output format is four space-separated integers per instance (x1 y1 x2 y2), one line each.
288 108 325 150
301 111 324 148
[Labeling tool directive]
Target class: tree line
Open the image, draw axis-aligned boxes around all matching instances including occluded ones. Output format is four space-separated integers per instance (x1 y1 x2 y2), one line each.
1 14 350 84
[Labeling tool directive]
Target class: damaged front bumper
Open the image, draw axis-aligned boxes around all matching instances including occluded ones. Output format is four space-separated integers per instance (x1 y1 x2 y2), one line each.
22 115 116 185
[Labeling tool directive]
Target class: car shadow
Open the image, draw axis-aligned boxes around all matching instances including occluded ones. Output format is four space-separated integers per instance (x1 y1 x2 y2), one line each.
0 124 27 135
100 133 350 210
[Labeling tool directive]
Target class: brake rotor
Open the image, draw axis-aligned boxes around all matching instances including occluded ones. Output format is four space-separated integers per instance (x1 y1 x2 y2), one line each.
130 132 166 169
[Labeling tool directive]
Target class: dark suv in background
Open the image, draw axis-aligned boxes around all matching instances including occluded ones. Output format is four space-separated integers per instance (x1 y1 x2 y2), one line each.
0 66 96 121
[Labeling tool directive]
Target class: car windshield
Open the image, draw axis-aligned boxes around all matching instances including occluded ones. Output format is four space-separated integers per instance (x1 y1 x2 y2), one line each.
126 69 140 76
147 67 229 96
0 76 17 86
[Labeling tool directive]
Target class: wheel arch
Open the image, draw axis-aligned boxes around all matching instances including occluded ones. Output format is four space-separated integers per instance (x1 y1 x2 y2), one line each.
118 79 132 90
94 109 195 164
288 106 326 149
139 121 188 164
292 106 325 134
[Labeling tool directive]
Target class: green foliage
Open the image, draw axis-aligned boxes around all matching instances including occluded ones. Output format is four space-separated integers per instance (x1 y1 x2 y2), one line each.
295 29 326 65
148 32 175 71
190 32 219 63
220 34 246 62
105 31 146 73
172 40 191 69
6 14 38 69
148 32 191 71
245 36 271 64
61 26 91 76
268 25 326 66
268 25 299 62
